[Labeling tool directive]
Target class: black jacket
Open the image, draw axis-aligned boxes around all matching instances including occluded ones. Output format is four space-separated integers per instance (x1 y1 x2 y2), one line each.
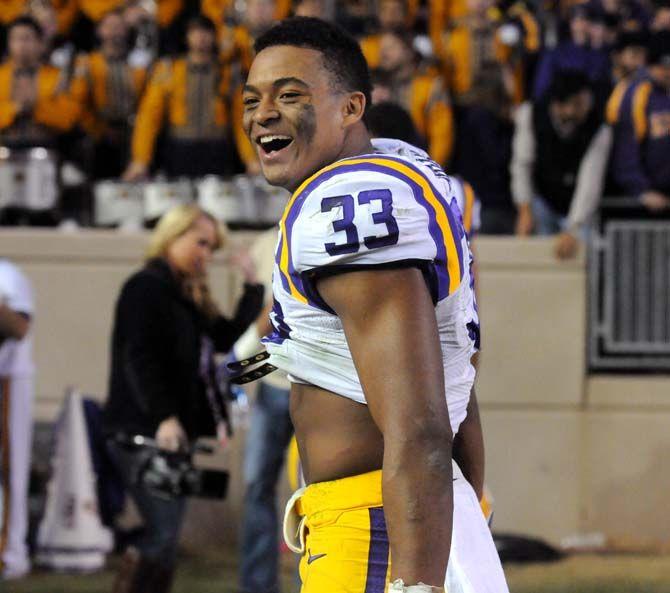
532 99 601 216
103 258 264 440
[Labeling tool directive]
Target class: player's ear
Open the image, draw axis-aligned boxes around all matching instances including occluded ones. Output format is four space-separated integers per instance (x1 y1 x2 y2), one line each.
342 91 366 128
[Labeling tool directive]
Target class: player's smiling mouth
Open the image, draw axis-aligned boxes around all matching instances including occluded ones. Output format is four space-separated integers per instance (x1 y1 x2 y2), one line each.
257 134 294 156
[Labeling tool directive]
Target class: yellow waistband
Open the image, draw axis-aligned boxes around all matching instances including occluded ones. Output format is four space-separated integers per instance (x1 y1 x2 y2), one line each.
297 470 383 518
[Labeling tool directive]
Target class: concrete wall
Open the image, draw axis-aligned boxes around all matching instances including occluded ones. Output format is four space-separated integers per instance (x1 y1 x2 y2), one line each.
1 230 668 548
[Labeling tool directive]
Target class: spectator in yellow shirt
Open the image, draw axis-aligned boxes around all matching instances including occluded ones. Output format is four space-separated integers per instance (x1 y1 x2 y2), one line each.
71 9 148 178
124 15 233 180
0 16 80 148
371 30 455 166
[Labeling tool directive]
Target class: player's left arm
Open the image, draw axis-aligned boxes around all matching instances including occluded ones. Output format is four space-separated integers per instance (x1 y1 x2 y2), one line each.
318 266 452 589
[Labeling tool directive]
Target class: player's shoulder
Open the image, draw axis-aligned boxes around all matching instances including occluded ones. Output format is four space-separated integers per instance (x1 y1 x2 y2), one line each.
292 151 453 210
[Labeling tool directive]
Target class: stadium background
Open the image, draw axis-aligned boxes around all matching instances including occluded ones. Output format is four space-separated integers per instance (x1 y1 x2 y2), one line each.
1 0 670 588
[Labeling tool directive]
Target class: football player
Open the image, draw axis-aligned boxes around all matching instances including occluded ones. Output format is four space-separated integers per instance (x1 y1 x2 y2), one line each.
241 17 506 593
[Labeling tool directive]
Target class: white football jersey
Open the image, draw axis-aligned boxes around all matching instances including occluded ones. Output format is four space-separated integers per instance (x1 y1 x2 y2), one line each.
263 147 479 434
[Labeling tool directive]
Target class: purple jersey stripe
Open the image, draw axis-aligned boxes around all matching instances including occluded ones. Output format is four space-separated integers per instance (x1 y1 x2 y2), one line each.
263 299 291 345
275 230 292 295
365 507 389 593
282 200 307 298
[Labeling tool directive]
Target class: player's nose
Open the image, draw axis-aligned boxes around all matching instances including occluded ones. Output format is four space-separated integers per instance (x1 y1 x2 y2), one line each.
252 96 280 126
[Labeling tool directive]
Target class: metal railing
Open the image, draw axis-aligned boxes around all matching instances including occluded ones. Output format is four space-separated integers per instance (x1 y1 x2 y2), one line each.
589 200 670 371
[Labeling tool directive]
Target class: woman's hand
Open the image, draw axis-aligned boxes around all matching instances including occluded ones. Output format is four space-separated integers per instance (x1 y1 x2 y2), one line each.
227 249 258 284
156 416 187 452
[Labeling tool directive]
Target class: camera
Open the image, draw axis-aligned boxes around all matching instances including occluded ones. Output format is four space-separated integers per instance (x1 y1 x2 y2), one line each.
115 434 229 500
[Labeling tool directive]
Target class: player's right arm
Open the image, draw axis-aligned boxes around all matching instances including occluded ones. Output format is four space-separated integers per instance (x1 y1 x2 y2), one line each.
318 266 452 589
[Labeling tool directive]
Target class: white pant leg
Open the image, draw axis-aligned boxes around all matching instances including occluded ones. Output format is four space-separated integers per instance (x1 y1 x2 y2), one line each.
446 461 509 593
1 375 34 576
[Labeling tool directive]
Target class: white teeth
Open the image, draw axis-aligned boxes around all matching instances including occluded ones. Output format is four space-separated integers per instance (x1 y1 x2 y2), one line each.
259 135 292 144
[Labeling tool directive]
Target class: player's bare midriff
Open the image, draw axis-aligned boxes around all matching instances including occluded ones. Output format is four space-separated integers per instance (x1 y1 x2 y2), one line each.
290 382 384 485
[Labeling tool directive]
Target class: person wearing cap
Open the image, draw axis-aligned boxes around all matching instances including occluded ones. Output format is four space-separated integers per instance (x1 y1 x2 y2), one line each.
612 31 670 211
123 14 233 181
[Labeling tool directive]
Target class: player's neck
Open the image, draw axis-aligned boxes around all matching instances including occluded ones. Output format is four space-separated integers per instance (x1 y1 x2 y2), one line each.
287 130 375 193
334 127 374 162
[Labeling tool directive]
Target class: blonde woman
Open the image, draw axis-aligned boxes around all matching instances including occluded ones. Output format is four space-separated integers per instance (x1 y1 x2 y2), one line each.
103 204 263 593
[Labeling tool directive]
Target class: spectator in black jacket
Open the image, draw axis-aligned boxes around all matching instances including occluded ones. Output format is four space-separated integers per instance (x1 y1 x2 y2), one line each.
103 203 263 593
512 71 611 258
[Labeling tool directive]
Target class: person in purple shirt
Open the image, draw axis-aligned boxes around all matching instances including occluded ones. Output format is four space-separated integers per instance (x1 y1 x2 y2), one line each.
603 30 648 194
534 5 612 100
613 31 670 211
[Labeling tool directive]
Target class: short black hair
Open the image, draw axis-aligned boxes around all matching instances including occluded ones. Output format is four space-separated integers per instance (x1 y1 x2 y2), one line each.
367 102 423 149
547 70 591 102
8 15 43 38
254 17 372 116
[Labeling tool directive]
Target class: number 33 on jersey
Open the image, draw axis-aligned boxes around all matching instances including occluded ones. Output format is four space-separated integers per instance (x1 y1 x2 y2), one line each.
275 153 468 308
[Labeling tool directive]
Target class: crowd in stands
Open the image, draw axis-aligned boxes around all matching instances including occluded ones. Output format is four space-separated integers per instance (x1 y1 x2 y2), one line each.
0 0 669 242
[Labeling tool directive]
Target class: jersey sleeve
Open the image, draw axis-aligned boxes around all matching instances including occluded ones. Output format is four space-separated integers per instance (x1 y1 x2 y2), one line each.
276 160 467 305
